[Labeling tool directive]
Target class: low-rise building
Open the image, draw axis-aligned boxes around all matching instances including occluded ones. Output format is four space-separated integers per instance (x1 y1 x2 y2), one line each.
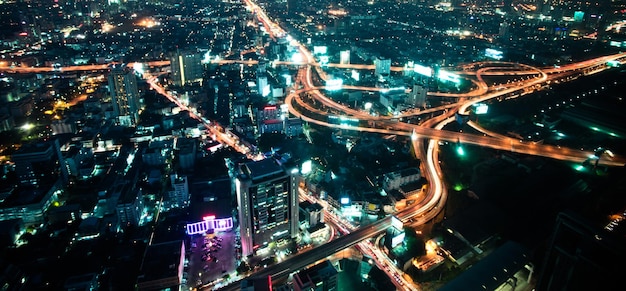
137 240 186 290
292 260 338 291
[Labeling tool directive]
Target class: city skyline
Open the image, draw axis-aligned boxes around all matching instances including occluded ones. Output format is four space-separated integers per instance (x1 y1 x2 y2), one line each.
0 0 625 290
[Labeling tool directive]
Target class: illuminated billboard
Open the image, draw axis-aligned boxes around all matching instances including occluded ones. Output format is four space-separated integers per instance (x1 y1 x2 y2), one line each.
326 78 343 91
485 48 504 60
313 46 328 55
391 215 403 230
473 103 489 114
391 231 406 248
437 69 461 84
186 217 234 235
301 160 312 174
413 64 433 77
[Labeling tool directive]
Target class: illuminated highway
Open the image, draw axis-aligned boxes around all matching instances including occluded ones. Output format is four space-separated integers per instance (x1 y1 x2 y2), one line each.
146 76 263 160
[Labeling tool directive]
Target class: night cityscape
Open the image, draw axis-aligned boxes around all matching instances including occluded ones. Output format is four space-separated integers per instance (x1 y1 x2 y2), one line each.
1 0 626 290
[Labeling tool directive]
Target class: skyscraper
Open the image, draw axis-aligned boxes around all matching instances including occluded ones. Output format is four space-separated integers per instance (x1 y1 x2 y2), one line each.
407 84 428 108
108 65 140 127
374 57 391 80
169 50 204 86
340 50 350 65
236 158 299 257
257 75 270 97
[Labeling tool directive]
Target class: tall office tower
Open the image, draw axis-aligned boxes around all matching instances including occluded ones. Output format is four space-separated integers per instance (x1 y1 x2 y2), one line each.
340 50 351 65
374 57 391 80
236 158 299 257
108 65 140 127
535 211 626 290
169 50 204 86
257 75 270 97
168 174 189 208
407 84 428 108
175 137 197 172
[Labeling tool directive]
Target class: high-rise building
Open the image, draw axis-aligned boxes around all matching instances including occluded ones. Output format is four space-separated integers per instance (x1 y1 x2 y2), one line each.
169 50 204 86
236 158 299 257
407 84 428 108
115 183 144 227
168 174 189 209
175 137 197 172
374 57 391 80
108 65 140 127
257 75 270 97
340 50 350 65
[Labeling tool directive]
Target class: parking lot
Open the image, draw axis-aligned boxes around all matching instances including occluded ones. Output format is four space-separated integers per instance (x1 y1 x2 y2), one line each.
184 229 237 289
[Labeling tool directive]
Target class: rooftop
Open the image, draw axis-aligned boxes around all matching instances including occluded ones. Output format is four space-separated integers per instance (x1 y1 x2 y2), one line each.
137 240 184 285
439 241 530 291
242 158 285 181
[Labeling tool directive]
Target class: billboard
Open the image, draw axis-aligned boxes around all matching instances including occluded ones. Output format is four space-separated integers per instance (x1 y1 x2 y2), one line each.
186 217 234 235
485 48 504 60
313 46 328 55
326 78 343 91
473 103 489 114
414 64 433 77
391 215 403 230
391 231 406 248
437 69 461 84
301 160 312 174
